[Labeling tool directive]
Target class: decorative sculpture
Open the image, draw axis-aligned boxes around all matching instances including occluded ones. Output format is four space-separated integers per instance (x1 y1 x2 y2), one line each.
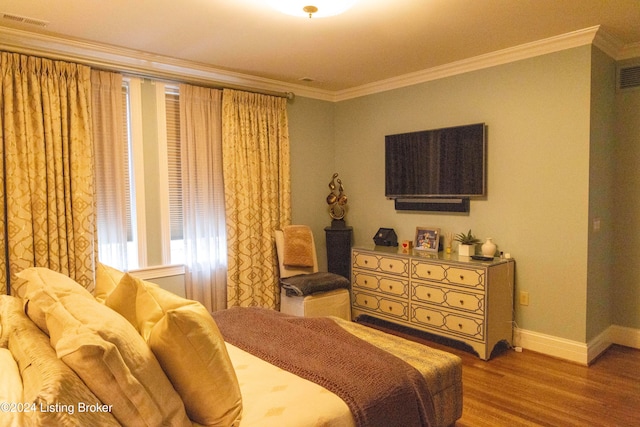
326 173 348 220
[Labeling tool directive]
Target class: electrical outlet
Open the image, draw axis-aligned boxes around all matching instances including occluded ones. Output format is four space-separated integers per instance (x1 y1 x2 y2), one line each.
593 218 601 232
519 291 529 306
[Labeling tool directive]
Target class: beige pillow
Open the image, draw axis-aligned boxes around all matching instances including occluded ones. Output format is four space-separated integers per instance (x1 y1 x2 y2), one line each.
107 274 243 426
104 273 165 339
2 295 119 426
39 293 191 427
16 267 95 334
150 305 243 426
94 262 125 303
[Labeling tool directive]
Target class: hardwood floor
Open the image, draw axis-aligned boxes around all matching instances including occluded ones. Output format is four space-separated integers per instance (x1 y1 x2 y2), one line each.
359 318 640 426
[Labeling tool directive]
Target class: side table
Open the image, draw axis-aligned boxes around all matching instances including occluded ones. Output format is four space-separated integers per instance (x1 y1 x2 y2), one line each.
324 220 353 279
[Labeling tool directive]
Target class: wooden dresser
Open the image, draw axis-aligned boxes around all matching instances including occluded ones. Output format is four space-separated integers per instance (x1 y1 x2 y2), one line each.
351 246 515 360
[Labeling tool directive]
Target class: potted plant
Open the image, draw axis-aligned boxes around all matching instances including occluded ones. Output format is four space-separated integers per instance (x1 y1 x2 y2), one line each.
454 229 480 257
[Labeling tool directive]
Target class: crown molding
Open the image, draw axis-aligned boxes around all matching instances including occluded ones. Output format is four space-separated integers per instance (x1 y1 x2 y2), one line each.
1 25 637 103
593 27 624 59
617 42 640 61
334 26 603 102
0 26 333 101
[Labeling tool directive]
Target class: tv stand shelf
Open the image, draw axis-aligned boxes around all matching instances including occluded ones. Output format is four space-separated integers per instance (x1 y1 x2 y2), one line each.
350 246 515 360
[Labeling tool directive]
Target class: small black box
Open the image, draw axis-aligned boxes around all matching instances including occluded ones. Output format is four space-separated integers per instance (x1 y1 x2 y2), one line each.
373 228 398 246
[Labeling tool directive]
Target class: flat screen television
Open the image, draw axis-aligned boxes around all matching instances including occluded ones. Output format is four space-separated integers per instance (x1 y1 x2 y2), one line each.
385 123 486 199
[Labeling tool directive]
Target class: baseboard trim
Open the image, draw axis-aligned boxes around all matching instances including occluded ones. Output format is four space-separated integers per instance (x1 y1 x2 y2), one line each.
609 325 640 349
517 329 589 364
516 325 640 365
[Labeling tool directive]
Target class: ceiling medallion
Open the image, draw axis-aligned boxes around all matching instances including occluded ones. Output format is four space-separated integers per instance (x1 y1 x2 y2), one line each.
267 1 357 19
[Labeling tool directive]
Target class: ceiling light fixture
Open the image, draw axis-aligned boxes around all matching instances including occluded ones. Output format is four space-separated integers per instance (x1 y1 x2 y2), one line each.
267 1 357 19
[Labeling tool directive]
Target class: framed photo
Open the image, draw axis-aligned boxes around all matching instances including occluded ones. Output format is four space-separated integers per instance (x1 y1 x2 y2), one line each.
415 227 440 252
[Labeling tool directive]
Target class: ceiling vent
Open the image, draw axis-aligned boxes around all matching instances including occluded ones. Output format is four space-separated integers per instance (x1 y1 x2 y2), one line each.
1 13 49 27
618 64 640 91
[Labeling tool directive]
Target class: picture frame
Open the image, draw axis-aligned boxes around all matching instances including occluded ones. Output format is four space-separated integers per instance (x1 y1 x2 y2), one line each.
414 227 440 252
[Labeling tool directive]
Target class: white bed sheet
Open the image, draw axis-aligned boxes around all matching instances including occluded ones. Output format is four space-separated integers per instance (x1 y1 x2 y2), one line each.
226 343 356 427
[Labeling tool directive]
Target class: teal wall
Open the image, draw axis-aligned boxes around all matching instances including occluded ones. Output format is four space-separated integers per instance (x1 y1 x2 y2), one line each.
613 59 640 330
289 46 604 342
586 47 616 340
287 96 338 270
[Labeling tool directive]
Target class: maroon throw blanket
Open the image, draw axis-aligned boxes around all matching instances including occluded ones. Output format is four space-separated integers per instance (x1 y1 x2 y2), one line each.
212 307 435 427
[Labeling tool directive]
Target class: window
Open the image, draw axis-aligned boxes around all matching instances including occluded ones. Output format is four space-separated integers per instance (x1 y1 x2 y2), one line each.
123 81 140 269
164 86 185 264
99 77 184 270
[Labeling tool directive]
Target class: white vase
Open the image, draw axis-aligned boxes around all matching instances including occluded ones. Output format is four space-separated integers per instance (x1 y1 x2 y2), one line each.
481 238 496 257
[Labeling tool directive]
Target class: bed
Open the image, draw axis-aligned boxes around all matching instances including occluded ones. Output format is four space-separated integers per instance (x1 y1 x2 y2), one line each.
0 265 462 427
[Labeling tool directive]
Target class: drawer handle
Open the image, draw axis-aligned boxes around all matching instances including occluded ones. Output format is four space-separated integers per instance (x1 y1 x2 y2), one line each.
364 299 368 305
458 323 463 329
364 280 368 285
459 275 465 280
364 260 368 264
427 270 431 275
389 264 393 269
460 300 464 305
388 306 393 311
427 293 431 298
389 285 393 290
426 316 431 321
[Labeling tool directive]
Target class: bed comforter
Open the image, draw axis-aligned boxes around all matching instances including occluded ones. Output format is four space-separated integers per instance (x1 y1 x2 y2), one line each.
213 307 437 427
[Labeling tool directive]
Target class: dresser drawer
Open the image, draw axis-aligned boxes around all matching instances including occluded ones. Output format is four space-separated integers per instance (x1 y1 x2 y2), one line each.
378 298 408 319
446 290 484 314
412 305 484 341
445 266 485 290
411 283 446 305
412 261 446 281
352 291 408 320
413 283 485 314
411 305 445 328
443 313 484 340
377 256 408 276
352 271 408 297
352 251 379 271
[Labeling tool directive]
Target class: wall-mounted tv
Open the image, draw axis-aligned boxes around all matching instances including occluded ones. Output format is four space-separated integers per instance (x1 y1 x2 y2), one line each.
385 123 486 200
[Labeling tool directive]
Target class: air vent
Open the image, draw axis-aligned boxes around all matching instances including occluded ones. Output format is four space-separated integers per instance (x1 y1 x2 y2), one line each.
619 65 640 90
2 13 49 27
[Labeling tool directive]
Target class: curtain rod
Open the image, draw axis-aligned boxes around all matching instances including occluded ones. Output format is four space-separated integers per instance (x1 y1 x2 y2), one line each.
0 35 296 100
116 68 295 100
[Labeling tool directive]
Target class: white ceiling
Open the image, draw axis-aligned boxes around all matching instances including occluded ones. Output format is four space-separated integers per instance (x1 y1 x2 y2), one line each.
1 0 639 99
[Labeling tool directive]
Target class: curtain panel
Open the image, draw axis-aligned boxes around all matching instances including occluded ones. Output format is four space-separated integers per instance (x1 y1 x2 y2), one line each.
0 52 96 293
222 89 291 309
179 84 228 312
91 70 128 271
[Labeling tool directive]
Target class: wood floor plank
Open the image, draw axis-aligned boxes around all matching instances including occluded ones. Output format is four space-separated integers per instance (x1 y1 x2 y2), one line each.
358 318 640 426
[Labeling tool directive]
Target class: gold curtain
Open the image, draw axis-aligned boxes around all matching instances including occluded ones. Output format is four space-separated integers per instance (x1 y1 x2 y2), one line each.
222 89 291 308
0 52 96 294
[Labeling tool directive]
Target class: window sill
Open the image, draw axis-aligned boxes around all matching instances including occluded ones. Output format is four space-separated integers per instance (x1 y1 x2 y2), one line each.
128 264 185 280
